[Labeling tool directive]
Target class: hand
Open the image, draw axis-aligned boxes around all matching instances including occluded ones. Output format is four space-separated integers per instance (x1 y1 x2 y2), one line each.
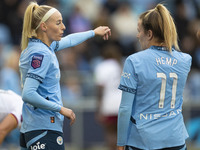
94 26 111 40
60 107 76 125
117 146 125 150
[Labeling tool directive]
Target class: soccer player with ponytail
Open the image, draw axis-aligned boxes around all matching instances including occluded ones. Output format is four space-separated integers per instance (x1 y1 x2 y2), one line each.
117 4 191 150
19 2 111 150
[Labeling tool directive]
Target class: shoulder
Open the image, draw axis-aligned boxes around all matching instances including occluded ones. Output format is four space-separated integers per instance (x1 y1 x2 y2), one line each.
173 50 192 62
27 39 53 55
25 43 52 60
126 49 150 63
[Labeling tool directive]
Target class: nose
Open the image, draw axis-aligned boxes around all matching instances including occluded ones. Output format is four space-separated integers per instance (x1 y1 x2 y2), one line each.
62 23 66 30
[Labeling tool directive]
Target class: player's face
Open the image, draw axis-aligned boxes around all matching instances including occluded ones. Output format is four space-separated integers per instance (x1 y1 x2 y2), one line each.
45 11 66 41
137 19 150 50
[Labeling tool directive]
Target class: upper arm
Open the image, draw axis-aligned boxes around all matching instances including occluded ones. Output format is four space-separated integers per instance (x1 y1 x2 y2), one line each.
119 57 138 94
27 52 51 83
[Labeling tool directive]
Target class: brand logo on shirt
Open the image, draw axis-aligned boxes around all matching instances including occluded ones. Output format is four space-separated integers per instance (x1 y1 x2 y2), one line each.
57 136 63 145
30 142 46 150
31 55 44 69
50 117 55 123
121 72 131 79
140 109 182 120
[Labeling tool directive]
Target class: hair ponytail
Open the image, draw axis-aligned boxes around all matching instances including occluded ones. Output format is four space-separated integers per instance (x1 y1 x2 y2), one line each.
156 4 179 52
21 2 39 50
140 4 180 52
21 2 52 51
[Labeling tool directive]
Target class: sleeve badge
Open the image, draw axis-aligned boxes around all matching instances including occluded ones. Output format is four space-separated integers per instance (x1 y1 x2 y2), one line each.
31 55 44 69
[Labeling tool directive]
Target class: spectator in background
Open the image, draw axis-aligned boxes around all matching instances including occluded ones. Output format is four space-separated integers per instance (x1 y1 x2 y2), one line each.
173 0 189 44
0 46 21 95
67 5 92 33
110 2 138 56
0 89 23 146
103 0 119 15
185 27 200 148
61 71 82 105
94 43 122 150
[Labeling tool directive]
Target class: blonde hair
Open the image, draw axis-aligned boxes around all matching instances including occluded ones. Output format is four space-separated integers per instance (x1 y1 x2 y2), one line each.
139 4 179 52
21 2 53 50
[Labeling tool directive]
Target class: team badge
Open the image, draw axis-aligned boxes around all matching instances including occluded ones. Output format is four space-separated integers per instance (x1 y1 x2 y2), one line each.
57 136 63 145
31 55 44 69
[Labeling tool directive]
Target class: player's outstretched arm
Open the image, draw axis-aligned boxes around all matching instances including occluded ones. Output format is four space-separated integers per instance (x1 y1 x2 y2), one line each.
56 26 111 51
59 107 76 125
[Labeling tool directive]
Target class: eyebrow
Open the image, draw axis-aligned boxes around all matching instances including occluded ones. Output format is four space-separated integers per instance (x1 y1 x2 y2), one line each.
56 19 62 23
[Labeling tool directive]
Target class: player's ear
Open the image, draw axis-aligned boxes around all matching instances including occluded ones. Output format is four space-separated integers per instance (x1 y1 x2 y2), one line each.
40 22 47 32
146 30 153 41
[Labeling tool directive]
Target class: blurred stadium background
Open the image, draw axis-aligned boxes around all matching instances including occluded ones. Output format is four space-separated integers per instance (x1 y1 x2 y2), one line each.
0 0 200 149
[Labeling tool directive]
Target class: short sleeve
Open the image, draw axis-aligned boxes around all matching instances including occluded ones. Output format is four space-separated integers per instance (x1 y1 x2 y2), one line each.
27 52 51 83
118 56 137 94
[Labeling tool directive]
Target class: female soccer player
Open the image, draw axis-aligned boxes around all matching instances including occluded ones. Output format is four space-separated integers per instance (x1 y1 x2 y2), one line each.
117 4 191 150
19 2 111 150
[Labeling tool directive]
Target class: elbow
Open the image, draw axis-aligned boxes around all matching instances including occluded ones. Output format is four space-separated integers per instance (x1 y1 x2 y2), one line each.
118 106 131 117
22 88 33 103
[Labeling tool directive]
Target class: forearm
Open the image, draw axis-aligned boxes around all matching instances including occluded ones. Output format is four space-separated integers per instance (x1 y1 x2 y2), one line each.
0 130 6 145
0 114 18 145
117 91 135 146
22 78 61 112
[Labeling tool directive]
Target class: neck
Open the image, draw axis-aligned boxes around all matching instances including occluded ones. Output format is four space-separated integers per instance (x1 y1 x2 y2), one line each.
36 33 52 47
148 39 166 47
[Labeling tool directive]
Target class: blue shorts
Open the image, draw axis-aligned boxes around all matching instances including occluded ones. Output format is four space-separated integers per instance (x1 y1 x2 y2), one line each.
20 130 64 150
125 144 187 150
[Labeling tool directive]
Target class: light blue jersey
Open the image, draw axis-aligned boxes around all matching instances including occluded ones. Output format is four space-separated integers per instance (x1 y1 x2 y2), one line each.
19 31 94 133
118 46 192 149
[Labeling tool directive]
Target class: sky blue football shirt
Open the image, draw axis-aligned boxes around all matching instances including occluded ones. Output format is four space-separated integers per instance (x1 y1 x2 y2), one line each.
118 46 192 149
19 31 94 133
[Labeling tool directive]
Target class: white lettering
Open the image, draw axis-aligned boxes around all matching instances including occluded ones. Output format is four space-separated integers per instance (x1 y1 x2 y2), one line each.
161 57 165 64
176 109 182 114
121 72 131 79
172 59 177 66
156 57 178 66
156 58 161 65
140 109 182 120
166 58 172 65
140 113 148 120
154 114 161 119
30 142 46 150
169 111 176 116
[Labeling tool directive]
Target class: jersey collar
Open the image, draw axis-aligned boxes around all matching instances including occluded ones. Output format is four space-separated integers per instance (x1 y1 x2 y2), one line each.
29 38 52 51
150 46 174 51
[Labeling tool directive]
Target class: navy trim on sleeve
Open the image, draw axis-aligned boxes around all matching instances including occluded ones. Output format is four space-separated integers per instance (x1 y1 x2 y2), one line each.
118 84 136 94
54 41 59 52
26 73 43 83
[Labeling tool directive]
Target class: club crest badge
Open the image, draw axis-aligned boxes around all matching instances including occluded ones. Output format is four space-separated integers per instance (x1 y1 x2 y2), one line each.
31 55 44 69
57 136 63 145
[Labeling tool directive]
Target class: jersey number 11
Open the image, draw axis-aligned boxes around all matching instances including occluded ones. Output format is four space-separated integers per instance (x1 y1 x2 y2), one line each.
157 73 178 109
